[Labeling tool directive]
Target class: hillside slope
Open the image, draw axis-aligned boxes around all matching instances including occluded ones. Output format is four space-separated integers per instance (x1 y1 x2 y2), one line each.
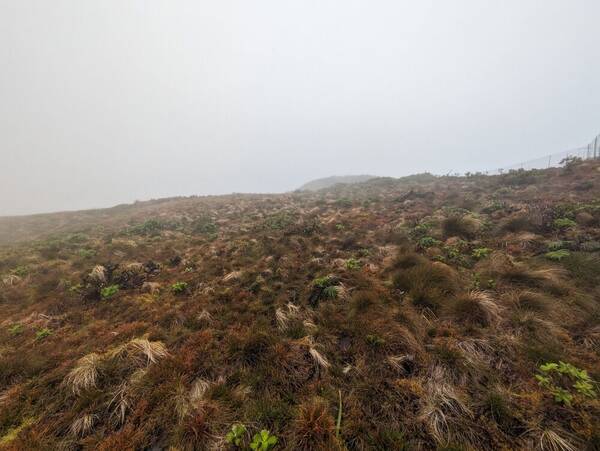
298 175 376 191
1 161 600 450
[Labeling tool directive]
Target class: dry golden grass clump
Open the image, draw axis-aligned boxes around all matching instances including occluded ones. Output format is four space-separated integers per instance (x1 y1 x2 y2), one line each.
1 161 600 449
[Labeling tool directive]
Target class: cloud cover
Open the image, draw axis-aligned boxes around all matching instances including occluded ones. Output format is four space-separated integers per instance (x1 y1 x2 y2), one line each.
1 0 599 215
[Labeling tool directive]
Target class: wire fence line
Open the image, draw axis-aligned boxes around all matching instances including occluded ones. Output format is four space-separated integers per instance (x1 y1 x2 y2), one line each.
481 132 600 175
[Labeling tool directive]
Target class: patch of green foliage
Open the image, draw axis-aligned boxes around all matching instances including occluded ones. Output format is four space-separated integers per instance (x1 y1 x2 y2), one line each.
481 200 504 213
345 258 361 270
192 216 218 235
547 241 571 251
336 198 353 208
250 429 277 450
322 286 339 300
8 323 24 336
411 222 433 238
366 334 386 347
553 218 576 230
225 423 247 447
35 328 52 341
313 276 335 289
472 247 491 259
535 361 597 406
171 282 188 294
264 212 295 230
100 284 120 300
11 265 29 277
544 249 570 261
419 236 441 248
125 219 178 236
77 248 96 259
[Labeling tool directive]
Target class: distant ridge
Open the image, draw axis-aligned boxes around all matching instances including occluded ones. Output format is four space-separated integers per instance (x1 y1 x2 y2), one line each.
298 174 377 191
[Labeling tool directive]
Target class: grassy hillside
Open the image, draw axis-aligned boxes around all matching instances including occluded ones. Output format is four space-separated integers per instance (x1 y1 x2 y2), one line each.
1 160 600 450
298 175 377 192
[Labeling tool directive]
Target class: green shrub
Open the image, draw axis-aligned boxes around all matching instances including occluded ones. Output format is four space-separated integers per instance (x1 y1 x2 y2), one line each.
225 423 247 447
12 266 29 277
192 216 218 235
472 247 491 259
561 253 600 285
553 218 576 230
171 282 188 294
535 361 597 406
77 249 96 259
100 284 120 299
366 334 386 347
442 216 476 239
127 219 166 236
35 328 52 341
8 324 24 336
345 258 361 270
547 241 571 251
419 236 441 248
250 429 277 450
544 250 570 261
322 286 339 300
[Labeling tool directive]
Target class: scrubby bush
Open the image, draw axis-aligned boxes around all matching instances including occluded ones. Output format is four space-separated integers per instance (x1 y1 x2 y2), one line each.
553 218 576 230
100 284 119 300
171 282 188 294
545 250 570 261
419 236 441 248
472 247 491 259
8 323 24 336
536 361 597 406
561 253 600 285
442 216 476 239
393 252 459 311
225 423 247 447
35 328 52 341
250 429 278 450
345 258 361 270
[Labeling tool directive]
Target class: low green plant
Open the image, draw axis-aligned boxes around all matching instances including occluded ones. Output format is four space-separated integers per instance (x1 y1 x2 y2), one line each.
366 334 385 347
419 236 441 248
547 241 571 251
553 218 576 230
225 423 247 447
171 282 188 294
545 249 570 261
345 258 361 270
472 247 491 259
250 430 277 450
35 328 52 341
535 361 597 406
77 248 96 259
12 266 29 277
411 222 432 238
192 216 218 235
322 286 339 300
8 323 24 336
100 284 120 299
313 276 334 289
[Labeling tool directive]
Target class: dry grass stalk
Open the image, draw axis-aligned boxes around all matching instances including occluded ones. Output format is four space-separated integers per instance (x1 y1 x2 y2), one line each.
64 353 102 394
70 414 97 437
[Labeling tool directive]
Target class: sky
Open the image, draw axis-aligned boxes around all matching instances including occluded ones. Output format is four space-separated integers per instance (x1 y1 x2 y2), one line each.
1 1 600 216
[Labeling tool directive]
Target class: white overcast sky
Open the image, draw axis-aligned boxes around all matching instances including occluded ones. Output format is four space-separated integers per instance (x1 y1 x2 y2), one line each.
1 1 600 215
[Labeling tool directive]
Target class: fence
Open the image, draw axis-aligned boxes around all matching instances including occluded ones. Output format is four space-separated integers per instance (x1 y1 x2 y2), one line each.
484 132 600 175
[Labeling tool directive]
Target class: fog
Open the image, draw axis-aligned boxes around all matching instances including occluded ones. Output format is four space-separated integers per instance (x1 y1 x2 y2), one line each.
1 1 599 216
